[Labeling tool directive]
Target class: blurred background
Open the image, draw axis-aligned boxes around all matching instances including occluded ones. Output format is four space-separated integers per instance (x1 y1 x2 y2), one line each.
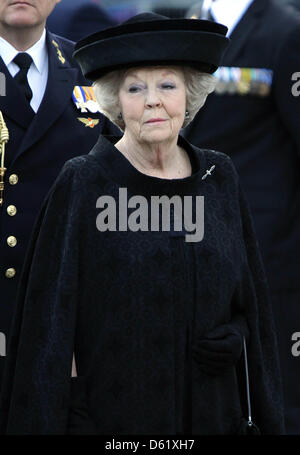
47 0 300 41
102 0 299 20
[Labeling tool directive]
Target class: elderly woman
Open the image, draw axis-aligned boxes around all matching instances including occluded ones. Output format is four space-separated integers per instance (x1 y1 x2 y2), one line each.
0 13 284 435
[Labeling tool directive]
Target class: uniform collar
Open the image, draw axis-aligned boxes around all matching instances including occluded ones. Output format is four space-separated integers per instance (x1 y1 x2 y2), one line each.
0 28 47 74
211 0 254 36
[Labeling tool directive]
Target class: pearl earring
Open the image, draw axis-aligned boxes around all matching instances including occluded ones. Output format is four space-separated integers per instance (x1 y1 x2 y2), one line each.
185 110 190 119
118 112 123 120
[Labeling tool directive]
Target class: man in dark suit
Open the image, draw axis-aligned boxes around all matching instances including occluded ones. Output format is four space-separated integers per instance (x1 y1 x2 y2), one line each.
184 0 300 433
0 0 118 389
47 0 117 42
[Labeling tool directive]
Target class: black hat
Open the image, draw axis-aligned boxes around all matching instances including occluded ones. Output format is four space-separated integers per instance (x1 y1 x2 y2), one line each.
73 12 229 80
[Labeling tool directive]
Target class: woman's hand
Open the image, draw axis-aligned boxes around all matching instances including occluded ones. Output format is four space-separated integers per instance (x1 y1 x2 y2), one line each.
192 315 249 377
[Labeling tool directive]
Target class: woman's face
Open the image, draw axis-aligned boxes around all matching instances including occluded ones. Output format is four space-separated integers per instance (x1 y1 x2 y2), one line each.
118 67 186 145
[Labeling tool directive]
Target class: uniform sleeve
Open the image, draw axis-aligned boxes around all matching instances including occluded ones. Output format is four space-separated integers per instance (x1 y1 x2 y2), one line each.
273 23 300 154
0 163 81 434
236 182 286 434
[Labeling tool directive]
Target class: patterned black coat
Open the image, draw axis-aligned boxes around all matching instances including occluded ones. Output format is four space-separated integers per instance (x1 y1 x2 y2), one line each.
0 135 285 434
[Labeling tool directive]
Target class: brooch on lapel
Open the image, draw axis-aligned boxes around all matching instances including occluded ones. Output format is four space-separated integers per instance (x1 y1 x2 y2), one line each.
78 117 99 128
52 40 65 65
73 86 101 113
214 67 273 97
202 165 215 180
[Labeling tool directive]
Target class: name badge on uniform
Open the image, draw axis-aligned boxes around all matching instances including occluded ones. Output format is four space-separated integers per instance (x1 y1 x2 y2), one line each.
214 67 273 97
72 86 101 113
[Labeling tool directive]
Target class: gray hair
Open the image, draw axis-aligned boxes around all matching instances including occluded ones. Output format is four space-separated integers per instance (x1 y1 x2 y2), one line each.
93 66 217 131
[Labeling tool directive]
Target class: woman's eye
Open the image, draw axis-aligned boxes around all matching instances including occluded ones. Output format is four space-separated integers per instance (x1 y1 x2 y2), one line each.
161 83 176 89
128 86 142 93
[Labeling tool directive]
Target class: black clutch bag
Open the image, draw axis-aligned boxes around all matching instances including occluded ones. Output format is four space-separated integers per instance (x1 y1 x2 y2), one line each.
237 336 261 435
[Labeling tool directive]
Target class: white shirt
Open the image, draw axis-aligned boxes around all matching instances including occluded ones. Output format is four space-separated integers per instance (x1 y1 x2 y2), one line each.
0 29 48 112
210 0 254 36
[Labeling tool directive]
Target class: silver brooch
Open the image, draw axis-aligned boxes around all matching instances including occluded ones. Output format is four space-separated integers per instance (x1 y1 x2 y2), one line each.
201 165 215 180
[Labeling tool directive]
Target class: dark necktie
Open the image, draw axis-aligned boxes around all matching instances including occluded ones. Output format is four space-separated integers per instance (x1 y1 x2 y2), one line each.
13 52 33 102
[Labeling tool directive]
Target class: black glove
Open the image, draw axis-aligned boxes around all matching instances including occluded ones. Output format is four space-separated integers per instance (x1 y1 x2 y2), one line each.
192 315 248 377
67 377 98 434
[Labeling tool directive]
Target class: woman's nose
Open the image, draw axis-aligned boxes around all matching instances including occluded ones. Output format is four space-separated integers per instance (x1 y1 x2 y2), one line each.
145 89 162 108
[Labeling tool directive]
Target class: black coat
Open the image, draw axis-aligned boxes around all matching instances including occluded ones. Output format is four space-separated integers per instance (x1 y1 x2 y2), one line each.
0 30 119 386
0 135 285 434
183 0 300 433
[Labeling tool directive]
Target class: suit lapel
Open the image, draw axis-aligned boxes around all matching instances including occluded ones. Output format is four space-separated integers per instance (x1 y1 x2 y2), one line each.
223 0 267 65
18 31 77 157
0 56 35 129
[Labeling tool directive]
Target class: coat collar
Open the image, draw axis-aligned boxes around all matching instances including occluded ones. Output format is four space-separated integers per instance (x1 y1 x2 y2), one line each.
0 29 47 74
16 30 77 159
89 134 208 197
0 30 49 130
0 30 78 162
0 54 35 129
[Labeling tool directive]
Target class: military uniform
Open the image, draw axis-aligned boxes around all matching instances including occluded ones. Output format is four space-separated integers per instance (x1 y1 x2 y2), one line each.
184 0 300 433
0 30 119 386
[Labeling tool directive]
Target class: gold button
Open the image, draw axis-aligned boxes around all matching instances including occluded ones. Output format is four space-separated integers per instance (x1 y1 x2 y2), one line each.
7 236 17 247
5 268 16 278
7 205 17 216
9 174 19 185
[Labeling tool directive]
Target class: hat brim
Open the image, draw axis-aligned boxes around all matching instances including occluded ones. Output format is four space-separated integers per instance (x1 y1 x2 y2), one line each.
73 17 230 80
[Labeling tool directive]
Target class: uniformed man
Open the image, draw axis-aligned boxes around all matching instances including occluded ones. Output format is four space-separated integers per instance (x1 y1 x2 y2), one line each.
0 0 119 388
184 0 300 434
